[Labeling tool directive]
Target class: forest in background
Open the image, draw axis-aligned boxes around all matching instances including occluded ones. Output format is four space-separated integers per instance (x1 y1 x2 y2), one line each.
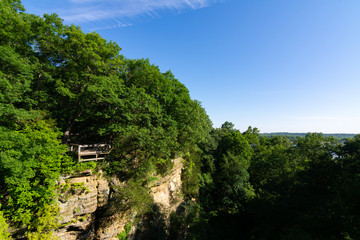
1 1 360 239
262 133 356 143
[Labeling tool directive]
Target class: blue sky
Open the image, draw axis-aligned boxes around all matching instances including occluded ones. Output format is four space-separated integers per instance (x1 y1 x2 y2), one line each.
23 0 360 133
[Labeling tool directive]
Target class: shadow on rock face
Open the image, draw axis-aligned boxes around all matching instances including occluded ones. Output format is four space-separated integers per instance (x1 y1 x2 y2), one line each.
133 204 168 240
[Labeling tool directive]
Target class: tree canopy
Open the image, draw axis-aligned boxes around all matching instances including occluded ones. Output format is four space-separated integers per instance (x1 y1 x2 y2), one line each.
0 0 212 236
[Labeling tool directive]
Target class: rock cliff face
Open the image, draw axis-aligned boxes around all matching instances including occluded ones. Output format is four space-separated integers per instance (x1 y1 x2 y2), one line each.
55 169 112 239
151 157 183 216
54 158 184 240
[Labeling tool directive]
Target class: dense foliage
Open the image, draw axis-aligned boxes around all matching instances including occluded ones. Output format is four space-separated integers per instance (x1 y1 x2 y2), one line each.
0 121 70 226
170 125 360 240
0 0 211 237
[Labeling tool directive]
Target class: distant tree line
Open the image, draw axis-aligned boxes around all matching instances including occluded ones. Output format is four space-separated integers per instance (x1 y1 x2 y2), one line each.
262 133 356 143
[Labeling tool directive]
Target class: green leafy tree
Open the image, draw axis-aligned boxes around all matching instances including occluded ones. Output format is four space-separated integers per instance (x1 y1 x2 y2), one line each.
249 136 295 200
214 131 253 213
0 120 71 227
0 204 11 240
29 20 124 143
0 0 39 128
26 204 61 240
198 124 254 215
333 135 360 239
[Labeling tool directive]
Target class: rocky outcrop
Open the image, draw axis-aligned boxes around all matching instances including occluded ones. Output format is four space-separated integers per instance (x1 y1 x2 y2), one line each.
54 157 184 240
55 169 112 239
150 157 183 217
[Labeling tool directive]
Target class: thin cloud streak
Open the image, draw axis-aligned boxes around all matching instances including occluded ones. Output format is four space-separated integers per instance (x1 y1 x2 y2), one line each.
59 0 219 28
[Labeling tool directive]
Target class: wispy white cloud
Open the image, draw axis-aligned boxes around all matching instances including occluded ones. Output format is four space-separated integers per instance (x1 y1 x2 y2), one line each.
55 0 220 30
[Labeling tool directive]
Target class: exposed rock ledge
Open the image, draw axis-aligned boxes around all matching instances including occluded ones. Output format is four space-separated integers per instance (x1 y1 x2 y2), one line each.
151 157 183 216
54 157 183 240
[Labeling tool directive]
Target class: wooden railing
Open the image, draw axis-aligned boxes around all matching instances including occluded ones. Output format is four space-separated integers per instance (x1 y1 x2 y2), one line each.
69 144 111 162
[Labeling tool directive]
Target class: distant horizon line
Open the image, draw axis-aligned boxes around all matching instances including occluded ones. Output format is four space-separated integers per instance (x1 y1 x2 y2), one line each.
261 132 358 135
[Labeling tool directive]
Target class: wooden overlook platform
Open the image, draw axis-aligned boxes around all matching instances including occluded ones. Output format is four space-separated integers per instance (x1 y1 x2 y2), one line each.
69 144 111 162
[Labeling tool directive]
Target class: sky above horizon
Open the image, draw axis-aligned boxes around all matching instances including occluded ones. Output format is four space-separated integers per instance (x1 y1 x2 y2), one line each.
23 0 360 133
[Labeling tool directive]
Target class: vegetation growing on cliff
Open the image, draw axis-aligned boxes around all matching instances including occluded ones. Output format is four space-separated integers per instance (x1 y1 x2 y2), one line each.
0 0 211 237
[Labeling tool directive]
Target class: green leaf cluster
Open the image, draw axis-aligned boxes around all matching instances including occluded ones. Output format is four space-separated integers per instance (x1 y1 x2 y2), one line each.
0 204 11 240
0 121 71 227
